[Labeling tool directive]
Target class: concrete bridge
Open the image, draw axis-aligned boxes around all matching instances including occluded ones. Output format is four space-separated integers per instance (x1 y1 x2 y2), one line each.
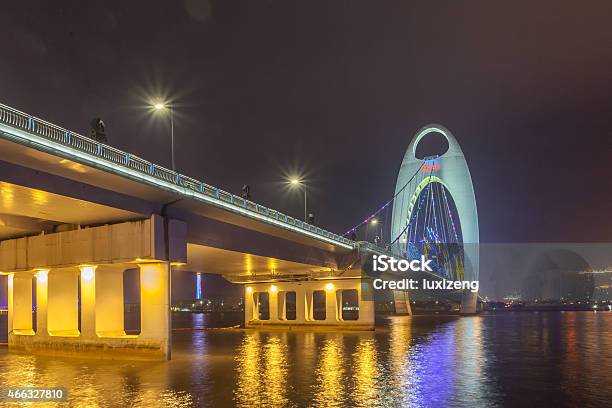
0 103 387 359
0 102 479 360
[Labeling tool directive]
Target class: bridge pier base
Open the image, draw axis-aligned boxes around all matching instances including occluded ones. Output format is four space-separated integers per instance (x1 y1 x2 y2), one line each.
245 279 374 330
1 217 180 360
6 262 171 360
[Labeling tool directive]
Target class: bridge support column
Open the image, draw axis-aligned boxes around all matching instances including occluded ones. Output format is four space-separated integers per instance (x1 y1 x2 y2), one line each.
295 286 307 323
245 279 374 330
392 290 412 316
269 288 280 321
460 290 478 315
79 266 96 340
139 262 171 360
35 270 49 338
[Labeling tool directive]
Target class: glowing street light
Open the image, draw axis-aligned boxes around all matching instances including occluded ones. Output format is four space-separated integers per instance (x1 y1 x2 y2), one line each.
370 218 382 246
150 100 176 171
288 177 308 222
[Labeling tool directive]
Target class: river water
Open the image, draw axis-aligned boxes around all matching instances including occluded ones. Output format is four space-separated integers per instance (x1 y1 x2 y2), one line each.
0 312 610 407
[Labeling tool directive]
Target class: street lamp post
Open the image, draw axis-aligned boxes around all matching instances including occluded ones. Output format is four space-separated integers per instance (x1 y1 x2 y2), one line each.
289 178 307 222
153 102 175 171
370 218 382 245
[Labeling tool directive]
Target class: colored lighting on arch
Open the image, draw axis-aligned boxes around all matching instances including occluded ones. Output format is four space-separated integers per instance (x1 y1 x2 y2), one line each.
421 164 440 171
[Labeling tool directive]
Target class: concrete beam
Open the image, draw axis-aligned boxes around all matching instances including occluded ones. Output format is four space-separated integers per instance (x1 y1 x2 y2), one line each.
0 215 186 271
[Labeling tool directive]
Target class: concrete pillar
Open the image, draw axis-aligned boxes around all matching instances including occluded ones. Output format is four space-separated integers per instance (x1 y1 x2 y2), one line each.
139 262 171 360
252 292 259 320
35 270 49 338
79 265 96 339
393 290 412 316
9 274 34 335
460 290 478 315
95 265 125 337
278 291 287 320
295 286 307 323
47 268 79 337
336 290 343 321
269 286 279 321
325 286 338 322
358 280 375 327
244 286 255 322
305 288 314 321
7 274 13 334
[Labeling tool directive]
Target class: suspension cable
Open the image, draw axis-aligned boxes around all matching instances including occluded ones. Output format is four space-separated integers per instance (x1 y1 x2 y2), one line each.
342 163 424 236
388 165 435 248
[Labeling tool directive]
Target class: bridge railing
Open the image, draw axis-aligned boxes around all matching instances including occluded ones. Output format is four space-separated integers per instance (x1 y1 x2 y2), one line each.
0 103 354 248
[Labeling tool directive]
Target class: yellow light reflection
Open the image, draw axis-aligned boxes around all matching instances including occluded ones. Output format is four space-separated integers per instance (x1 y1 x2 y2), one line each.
267 258 278 275
235 333 261 407
353 338 380 405
31 189 49 206
235 333 289 407
262 335 288 406
244 255 253 275
58 159 87 173
0 183 15 210
313 337 345 407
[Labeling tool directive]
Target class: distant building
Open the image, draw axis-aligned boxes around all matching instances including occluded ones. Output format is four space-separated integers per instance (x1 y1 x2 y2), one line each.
592 272 612 301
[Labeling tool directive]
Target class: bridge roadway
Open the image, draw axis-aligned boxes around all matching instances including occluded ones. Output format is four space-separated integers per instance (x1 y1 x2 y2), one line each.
0 102 358 272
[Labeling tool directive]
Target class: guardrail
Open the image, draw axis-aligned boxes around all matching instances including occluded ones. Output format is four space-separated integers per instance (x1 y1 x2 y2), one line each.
0 103 354 249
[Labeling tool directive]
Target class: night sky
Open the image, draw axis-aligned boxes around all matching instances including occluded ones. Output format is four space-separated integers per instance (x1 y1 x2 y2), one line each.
2 1 612 243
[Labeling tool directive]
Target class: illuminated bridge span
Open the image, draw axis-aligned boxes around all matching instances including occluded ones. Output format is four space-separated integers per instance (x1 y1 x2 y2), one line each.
0 103 352 249
0 102 479 360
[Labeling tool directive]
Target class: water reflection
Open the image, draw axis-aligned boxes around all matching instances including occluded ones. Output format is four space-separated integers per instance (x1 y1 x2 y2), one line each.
234 332 288 407
313 337 345 407
0 312 610 407
352 338 380 407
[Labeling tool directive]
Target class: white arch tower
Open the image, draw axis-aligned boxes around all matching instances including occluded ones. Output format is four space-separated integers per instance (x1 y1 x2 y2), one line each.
390 124 479 313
